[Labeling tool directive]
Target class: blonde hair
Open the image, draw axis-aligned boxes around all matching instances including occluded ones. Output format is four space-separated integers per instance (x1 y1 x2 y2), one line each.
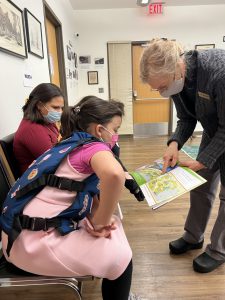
140 38 184 83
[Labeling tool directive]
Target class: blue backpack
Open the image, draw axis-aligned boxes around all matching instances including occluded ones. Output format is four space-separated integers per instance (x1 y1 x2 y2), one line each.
0 132 101 256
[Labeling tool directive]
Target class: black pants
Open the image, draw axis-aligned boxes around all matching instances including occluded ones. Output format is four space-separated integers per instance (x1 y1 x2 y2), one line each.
101 260 133 300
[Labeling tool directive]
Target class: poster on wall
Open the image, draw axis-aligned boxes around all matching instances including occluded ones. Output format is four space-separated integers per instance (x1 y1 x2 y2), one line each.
94 57 104 69
69 69 72 79
74 52 77 68
0 0 27 58
95 57 104 64
67 45 72 60
79 55 91 69
75 69 78 80
66 40 78 82
23 70 33 87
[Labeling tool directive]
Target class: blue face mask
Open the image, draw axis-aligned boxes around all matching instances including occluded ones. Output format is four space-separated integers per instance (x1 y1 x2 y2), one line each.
43 105 62 123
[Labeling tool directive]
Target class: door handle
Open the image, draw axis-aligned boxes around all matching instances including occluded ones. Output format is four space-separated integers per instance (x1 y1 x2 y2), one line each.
133 90 137 99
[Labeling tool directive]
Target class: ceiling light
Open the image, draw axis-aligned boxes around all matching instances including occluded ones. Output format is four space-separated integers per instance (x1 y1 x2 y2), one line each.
136 0 151 7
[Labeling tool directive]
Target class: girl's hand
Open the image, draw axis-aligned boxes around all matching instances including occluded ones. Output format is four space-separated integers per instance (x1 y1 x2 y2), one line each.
84 218 117 238
179 160 206 172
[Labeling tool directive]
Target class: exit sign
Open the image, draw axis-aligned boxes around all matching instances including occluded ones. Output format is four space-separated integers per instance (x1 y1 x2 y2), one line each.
148 3 163 14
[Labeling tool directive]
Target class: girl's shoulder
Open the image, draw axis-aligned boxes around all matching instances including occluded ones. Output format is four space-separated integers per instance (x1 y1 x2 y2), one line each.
82 141 110 153
75 141 111 164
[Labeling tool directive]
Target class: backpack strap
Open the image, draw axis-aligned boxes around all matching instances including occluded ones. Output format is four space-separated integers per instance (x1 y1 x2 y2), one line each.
15 174 85 199
15 215 63 231
6 214 77 256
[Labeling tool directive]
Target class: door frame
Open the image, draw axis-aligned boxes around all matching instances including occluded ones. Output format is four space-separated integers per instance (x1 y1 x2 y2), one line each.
131 41 173 135
43 1 68 104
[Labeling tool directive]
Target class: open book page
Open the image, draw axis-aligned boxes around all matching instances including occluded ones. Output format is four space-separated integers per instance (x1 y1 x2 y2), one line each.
131 159 206 209
181 145 199 160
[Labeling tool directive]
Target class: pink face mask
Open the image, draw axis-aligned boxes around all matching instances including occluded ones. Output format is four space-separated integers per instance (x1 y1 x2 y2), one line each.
101 126 119 149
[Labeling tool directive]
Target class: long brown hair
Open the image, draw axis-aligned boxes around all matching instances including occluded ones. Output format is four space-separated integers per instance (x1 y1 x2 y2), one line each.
60 96 124 139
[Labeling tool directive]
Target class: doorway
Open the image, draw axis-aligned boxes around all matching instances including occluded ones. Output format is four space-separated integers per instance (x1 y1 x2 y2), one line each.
43 1 68 103
108 42 133 135
132 43 171 136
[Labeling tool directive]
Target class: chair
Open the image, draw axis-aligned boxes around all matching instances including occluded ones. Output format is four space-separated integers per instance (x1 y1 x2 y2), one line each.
0 133 19 183
0 155 94 299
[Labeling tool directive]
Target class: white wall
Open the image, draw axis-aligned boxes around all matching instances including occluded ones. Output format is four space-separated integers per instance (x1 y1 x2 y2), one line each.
74 5 225 132
2 3 225 137
0 0 77 138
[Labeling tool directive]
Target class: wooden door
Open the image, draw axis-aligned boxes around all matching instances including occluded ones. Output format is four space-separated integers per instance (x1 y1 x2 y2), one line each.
108 42 133 135
45 17 60 87
132 44 170 135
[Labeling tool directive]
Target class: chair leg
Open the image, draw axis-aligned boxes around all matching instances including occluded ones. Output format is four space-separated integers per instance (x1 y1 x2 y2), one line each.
61 280 82 300
78 281 83 296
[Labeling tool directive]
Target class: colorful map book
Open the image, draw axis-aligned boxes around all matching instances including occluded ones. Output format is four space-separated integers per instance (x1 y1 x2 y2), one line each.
181 145 199 160
131 159 206 209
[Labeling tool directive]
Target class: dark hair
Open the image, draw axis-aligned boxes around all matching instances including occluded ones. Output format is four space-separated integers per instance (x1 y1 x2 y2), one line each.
22 83 64 124
60 96 124 139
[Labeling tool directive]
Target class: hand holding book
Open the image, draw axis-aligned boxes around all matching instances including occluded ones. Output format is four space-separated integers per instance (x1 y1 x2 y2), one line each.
131 159 206 209
178 160 206 172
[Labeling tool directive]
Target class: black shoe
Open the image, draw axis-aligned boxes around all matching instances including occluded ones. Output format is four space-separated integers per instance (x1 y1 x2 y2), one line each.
193 252 225 273
169 237 204 254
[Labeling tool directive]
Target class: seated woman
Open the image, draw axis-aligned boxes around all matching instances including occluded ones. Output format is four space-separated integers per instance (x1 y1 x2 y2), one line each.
2 96 140 300
13 83 64 175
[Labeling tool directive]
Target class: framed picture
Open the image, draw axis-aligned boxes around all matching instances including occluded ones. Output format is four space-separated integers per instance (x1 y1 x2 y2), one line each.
79 55 91 64
87 71 98 85
24 8 44 58
195 44 215 50
0 0 27 58
95 57 104 65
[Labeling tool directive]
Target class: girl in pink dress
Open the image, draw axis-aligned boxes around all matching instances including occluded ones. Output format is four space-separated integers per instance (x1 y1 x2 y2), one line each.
2 96 134 300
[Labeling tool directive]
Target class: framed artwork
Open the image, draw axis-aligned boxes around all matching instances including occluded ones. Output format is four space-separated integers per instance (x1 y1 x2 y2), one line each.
0 0 27 58
95 57 104 65
24 8 44 58
195 44 215 50
87 71 98 85
79 55 91 64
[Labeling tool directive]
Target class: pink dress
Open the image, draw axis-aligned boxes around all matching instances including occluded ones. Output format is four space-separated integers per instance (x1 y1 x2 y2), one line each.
2 142 132 280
